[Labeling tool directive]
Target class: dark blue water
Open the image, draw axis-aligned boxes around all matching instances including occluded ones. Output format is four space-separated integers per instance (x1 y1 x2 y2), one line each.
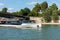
0 25 60 40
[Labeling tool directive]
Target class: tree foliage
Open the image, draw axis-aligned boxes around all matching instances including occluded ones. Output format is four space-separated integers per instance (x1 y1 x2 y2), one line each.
32 3 41 12
32 3 41 16
41 1 48 12
28 11 37 16
19 7 30 16
51 10 58 21
48 3 58 11
56 10 60 15
42 11 51 22
2 7 8 13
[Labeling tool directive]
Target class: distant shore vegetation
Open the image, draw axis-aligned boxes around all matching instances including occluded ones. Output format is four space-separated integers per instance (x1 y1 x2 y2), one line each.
0 1 60 22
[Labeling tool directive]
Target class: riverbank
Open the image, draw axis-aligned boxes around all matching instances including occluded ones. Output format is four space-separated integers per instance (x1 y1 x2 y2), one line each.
42 23 60 25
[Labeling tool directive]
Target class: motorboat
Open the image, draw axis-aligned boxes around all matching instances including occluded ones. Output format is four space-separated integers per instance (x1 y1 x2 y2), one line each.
0 20 42 28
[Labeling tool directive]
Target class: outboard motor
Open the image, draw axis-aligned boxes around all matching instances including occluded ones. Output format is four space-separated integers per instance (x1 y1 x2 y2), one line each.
37 25 39 28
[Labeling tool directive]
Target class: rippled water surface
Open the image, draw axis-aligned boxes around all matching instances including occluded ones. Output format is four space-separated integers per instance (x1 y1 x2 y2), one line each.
0 25 60 40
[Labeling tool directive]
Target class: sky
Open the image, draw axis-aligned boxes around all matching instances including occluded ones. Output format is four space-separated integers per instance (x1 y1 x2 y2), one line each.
0 0 60 12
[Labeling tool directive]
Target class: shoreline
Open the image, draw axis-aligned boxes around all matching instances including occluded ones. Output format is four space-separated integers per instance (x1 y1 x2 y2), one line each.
42 23 60 25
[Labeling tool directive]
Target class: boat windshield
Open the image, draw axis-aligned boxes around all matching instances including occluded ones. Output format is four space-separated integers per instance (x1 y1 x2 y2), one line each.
22 20 30 23
5 21 21 25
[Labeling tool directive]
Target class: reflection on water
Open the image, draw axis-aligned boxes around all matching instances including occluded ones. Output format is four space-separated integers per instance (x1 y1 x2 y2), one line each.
0 25 60 40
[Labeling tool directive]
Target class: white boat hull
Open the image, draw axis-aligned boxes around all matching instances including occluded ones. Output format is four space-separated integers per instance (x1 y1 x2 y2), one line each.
0 23 42 28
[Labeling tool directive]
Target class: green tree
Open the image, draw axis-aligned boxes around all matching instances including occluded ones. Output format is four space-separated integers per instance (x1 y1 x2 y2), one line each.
19 7 30 16
2 7 8 13
48 3 58 15
48 3 58 11
42 10 51 22
12 12 19 15
32 3 41 16
19 9 24 16
41 1 48 12
24 7 30 16
56 10 60 15
28 11 37 16
48 3 58 22
51 10 58 21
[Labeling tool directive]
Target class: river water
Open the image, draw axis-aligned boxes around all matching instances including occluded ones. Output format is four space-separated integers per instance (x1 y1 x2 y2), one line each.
0 25 60 40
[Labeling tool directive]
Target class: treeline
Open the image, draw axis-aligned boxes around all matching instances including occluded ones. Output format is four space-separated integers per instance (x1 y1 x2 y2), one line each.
0 1 60 22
